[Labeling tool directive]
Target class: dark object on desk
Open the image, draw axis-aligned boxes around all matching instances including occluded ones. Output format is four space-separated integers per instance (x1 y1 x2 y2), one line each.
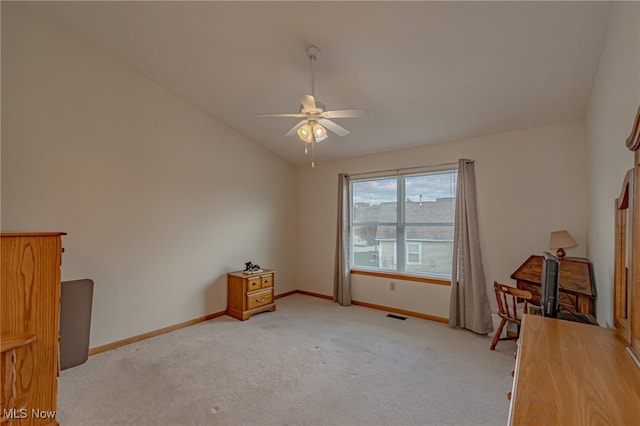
511 255 595 315
529 304 599 325
540 252 560 318
557 310 598 325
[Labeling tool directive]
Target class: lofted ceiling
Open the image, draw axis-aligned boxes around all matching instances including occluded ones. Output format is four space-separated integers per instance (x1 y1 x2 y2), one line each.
26 1 612 166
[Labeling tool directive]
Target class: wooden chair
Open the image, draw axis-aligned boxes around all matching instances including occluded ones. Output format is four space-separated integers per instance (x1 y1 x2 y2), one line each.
490 282 532 350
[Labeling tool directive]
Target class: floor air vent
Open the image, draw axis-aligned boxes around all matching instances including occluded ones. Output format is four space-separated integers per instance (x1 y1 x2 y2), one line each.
386 314 407 320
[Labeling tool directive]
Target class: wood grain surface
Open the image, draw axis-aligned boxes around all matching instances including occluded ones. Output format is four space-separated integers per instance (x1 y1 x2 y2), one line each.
1 233 64 426
510 315 640 425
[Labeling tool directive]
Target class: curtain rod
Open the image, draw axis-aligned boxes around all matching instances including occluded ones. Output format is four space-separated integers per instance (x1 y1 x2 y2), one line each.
347 160 471 178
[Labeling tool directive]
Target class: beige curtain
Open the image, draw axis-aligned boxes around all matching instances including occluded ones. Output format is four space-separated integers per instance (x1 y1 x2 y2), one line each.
334 173 351 306
449 159 493 334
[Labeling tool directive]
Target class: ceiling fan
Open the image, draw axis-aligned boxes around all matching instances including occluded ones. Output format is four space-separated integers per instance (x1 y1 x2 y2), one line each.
256 45 368 167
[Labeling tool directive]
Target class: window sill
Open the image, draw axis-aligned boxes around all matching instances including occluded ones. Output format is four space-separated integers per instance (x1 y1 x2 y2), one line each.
350 269 451 286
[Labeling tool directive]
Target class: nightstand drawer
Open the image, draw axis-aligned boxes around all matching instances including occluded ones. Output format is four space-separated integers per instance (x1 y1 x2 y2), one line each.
261 274 273 289
247 276 262 292
247 289 272 310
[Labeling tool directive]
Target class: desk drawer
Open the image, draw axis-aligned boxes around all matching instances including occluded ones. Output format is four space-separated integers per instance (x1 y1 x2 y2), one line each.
247 289 272 310
559 292 578 312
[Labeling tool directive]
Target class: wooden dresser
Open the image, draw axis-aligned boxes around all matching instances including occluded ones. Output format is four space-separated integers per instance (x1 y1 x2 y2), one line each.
509 314 640 425
226 270 276 320
1 232 65 426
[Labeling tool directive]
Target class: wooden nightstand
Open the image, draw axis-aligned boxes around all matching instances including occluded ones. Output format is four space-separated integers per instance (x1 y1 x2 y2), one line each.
226 270 276 320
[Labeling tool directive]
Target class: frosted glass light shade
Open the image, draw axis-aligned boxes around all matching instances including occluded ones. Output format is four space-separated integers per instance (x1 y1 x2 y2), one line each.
297 124 313 143
297 121 327 143
313 123 327 142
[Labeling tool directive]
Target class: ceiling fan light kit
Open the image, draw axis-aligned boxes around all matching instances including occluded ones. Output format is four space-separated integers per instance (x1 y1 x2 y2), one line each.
297 120 327 144
256 45 368 167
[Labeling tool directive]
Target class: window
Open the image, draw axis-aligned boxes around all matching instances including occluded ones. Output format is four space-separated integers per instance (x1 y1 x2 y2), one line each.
351 169 457 278
406 242 422 264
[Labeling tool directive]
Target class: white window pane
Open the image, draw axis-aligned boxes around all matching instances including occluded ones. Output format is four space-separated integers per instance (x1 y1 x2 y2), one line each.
353 178 397 223
405 171 457 203
352 225 379 268
405 235 453 275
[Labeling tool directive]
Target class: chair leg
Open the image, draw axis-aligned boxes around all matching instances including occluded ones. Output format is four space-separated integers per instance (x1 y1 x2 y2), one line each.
490 318 507 350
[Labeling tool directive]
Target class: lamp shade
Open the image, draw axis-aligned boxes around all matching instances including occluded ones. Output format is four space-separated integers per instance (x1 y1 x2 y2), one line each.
549 230 577 250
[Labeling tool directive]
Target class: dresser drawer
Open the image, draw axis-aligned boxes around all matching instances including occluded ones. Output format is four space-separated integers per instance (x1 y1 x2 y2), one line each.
247 289 272 310
261 274 273 289
247 276 262 292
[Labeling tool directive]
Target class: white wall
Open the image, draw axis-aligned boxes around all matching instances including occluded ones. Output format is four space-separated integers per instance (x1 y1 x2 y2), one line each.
351 275 451 320
297 122 587 318
4 0 630 348
585 1 640 327
1 3 298 347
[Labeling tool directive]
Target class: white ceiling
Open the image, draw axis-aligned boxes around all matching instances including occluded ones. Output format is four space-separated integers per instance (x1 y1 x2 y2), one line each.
27 1 612 165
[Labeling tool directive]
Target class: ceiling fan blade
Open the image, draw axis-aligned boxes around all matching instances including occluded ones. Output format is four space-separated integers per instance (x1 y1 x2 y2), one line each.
255 113 306 118
323 109 369 119
285 120 308 136
300 94 317 111
318 118 350 137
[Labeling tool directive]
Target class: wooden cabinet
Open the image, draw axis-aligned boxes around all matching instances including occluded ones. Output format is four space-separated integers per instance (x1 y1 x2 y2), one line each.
617 105 640 359
226 270 276 321
1 232 65 426
511 255 595 314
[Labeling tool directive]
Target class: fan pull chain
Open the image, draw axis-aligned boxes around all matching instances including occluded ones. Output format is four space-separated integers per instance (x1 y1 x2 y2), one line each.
311 140 315 168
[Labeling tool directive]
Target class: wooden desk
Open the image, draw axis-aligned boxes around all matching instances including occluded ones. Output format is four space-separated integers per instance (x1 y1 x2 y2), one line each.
511 255 595 314
509 315 640 425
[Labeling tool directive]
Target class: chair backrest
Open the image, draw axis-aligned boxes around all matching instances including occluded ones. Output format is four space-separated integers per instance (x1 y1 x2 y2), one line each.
494 282 533 324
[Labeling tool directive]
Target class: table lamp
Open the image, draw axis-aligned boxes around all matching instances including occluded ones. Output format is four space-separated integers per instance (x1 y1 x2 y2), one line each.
549 230 577 258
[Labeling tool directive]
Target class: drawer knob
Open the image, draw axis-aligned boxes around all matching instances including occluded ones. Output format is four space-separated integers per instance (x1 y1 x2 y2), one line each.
256 297 265 302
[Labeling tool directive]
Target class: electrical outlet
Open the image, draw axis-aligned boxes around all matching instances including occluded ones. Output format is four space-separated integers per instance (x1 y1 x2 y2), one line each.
390 281 396 291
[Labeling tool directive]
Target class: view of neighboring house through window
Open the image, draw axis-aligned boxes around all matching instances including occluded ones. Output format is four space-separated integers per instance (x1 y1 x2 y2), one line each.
351 169 457 278
406 242 422 264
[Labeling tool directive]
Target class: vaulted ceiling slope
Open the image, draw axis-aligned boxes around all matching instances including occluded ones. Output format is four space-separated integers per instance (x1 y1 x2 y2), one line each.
26 1 611 165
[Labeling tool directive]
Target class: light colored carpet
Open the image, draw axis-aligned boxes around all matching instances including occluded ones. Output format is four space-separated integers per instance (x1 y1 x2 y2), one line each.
58 294 516 425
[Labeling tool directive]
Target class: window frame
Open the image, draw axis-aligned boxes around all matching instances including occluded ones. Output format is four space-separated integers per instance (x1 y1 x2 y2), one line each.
350 168 457 280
